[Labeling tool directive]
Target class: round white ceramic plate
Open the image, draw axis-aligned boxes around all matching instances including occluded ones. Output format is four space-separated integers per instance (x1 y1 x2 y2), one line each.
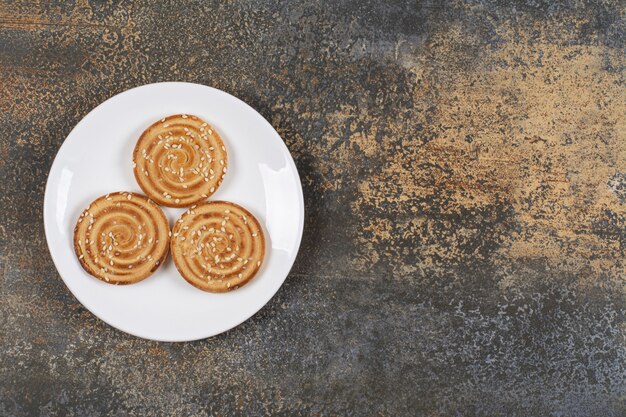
44 82 304 342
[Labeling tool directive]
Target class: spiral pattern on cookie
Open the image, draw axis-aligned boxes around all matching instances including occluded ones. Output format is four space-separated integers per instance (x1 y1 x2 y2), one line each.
170 201 265 292
133 114 228 208
73 192 170 284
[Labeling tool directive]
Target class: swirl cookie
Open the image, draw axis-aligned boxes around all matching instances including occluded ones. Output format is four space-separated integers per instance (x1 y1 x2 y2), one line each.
73 192 170 284
171 201 265 292
133 114 227 208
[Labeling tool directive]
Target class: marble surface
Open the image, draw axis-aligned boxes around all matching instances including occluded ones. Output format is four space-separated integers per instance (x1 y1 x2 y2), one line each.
0 1 624 415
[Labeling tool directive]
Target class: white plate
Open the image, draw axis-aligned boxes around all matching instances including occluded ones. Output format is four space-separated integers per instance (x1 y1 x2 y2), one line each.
43 82 304 342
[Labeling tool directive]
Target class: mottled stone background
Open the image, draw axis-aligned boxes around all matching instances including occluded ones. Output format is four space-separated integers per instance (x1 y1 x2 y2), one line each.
1 0 624 416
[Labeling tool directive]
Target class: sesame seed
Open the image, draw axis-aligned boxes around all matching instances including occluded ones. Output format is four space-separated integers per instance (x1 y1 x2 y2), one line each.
252 233 257 237
219 160 224 165
210 187 215 192
182 114 188 118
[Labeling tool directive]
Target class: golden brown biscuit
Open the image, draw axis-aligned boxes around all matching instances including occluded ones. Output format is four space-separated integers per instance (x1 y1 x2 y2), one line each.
170 201 265 292
73 192 170 284
133 114 227 208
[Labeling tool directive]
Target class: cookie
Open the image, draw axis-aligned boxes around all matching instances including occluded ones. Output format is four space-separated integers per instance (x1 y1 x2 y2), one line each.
170 201 265 292
73 192 170 284
133 114 227 207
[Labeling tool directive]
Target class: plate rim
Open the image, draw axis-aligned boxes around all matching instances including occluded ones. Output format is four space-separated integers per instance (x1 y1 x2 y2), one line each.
43 81 305 342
